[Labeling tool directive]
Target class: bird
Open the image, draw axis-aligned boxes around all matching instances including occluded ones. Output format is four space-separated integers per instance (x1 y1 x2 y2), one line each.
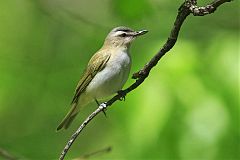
57 26 148 131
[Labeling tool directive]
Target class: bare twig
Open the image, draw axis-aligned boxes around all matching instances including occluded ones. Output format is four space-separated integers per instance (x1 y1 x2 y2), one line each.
36 1 109 32
0 148 18 160
59 0 232 159
73 146 112 160
60 8 110 30
189 0 232 16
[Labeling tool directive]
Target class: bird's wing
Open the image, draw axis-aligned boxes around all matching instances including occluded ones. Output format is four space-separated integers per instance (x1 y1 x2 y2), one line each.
71 51 111 104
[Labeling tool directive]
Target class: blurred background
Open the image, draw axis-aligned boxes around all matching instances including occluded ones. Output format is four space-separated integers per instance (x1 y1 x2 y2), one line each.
0 0 239 160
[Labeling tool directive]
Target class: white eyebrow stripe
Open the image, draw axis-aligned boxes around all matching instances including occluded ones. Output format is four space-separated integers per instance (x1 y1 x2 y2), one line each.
113 31 126 36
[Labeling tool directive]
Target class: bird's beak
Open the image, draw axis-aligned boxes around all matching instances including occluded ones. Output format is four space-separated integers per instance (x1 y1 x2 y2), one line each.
134 30 148 36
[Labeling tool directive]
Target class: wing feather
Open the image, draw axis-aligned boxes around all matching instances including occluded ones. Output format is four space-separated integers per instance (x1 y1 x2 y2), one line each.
71 51 111 104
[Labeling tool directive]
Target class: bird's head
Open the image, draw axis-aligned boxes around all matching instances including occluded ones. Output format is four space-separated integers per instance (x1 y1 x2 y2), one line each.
103 26 148 49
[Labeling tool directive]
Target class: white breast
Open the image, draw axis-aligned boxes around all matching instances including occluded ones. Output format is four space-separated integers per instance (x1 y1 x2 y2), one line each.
86 50 131 99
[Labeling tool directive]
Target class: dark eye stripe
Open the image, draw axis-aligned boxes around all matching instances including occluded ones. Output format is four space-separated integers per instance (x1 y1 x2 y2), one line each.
119 33 127 37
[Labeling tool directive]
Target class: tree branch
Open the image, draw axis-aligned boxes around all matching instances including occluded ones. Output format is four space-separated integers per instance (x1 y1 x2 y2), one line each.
59 0 232 159
189 0 232 16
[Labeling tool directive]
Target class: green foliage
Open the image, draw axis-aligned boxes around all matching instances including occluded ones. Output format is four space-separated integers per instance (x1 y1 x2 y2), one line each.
0 0 239 159
112 0 152 21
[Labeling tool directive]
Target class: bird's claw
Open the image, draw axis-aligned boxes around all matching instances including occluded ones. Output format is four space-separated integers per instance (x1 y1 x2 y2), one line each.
117 90 126 101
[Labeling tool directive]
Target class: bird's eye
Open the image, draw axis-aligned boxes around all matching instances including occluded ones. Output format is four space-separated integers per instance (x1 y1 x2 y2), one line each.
120 33 127 37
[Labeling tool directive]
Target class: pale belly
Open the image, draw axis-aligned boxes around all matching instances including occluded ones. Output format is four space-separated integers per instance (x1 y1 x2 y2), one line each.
86 52 131 99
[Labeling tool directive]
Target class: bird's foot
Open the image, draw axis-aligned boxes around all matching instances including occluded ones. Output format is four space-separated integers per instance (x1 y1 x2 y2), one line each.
117 90 126 101
99 102 107 117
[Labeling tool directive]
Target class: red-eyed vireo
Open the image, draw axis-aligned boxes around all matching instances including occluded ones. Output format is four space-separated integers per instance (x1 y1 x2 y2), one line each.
57 26 148 131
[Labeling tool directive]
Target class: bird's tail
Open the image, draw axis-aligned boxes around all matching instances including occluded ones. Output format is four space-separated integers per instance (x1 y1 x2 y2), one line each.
56 102 78 131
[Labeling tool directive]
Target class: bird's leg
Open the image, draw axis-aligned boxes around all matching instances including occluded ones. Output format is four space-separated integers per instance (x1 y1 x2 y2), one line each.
117 90 126 101
95 99 107 117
